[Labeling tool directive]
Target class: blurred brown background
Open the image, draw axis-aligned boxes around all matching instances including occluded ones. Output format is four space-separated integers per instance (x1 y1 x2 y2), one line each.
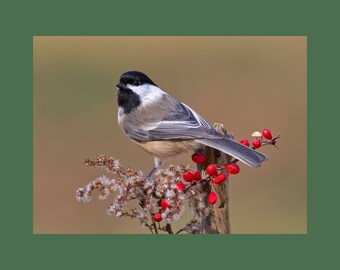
33 36 306 234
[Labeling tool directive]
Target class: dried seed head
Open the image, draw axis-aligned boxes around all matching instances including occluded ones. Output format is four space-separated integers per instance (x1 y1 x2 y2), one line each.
251 131 262 139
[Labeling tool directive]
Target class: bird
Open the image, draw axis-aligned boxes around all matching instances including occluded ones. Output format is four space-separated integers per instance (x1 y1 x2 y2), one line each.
116 71 268 179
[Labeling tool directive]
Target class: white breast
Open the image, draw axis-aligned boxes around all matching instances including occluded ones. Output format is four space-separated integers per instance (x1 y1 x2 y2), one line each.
134 140 198 159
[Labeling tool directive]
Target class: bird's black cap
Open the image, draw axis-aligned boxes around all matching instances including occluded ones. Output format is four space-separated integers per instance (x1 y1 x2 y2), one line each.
118 71 157 87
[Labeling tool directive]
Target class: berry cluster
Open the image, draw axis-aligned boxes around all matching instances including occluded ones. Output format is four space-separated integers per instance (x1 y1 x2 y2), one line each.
177 128 279 206
182 152 240 206
239 128 279 150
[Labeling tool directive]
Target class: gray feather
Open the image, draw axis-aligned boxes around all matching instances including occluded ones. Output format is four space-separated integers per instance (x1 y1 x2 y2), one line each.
197 138 268 168
127 100 221 142
146 102 222 140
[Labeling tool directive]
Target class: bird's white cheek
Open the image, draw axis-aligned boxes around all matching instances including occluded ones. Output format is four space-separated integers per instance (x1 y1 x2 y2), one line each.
128 84 166 107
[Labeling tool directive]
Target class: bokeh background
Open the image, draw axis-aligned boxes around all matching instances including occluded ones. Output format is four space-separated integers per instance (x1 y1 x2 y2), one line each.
33 36 306 234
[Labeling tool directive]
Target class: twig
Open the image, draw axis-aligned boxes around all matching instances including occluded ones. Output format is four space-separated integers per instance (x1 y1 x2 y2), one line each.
150 212 158 234
165 223 173 234
260 135 280 148
183 177 210 193
122 212 155 234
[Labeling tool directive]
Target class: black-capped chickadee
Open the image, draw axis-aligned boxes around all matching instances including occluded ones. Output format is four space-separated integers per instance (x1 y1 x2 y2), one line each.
116 71 267 179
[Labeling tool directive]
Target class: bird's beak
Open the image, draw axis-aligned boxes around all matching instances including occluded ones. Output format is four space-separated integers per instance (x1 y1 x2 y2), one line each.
116 82 127 90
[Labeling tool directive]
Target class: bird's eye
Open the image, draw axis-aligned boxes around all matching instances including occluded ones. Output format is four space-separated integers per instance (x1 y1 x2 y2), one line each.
133 80 140 86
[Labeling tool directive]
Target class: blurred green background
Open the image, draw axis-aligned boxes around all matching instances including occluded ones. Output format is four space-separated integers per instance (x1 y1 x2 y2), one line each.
33 36 306 234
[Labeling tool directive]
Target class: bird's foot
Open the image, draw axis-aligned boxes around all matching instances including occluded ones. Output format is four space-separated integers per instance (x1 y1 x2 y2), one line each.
144 176 154 185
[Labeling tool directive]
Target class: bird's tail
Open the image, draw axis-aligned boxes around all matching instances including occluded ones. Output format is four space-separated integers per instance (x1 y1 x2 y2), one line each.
197 138 268 168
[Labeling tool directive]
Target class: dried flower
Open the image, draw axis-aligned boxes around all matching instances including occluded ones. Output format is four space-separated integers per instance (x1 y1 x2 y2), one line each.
77 155 212 234
251 131 262 139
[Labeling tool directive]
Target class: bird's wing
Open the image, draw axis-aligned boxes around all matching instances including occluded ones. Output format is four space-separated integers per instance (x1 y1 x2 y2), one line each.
125 98 268 168
129 102 222 142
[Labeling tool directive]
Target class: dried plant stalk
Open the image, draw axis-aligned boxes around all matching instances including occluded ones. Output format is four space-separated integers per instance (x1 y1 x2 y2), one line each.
198 123 232 234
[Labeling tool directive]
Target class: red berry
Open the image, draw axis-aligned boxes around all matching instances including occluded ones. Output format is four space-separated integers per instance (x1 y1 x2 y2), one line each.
262 129 273 140
183 171 194 182
193 171 202 181
226 163 240 174
153 212 162 222
252 139 262 149
206 164 218 176
160 199 169 210
191 152 207 164
239 138 250 147
176 182 185 191
208 191 218 204
213 174 227 184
